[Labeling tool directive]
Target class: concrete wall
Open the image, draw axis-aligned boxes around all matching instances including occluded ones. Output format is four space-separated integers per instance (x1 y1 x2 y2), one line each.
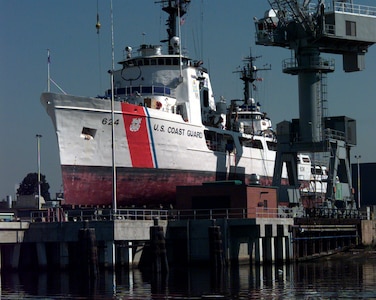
361 220 376 246
21 219 163 243
0 219 163 270
0 222 29 243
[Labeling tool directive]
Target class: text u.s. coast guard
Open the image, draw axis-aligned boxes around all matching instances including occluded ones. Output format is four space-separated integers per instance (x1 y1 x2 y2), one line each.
153 124 202 138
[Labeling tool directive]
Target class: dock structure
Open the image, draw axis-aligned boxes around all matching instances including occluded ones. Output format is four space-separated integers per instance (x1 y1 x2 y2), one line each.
0 209 168 270
0 221 30 269
0 205 367 271
167 217 294 266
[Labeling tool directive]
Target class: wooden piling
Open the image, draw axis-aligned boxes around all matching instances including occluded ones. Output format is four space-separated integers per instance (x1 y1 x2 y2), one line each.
78 222 99 279
150 218 169 274
208 224 224 270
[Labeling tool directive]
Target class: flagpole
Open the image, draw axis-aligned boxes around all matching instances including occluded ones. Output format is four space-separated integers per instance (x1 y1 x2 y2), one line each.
110 0 117 214
47 49 51 92
177 2 183 78
36 134 42 209
109 0 118 276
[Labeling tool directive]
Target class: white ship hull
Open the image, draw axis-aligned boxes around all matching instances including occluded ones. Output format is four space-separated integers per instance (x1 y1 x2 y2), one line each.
41 92 280 207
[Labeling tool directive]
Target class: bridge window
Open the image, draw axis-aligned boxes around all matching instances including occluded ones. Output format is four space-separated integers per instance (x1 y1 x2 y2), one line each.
251 140 263 149
142 86 152 94
239 138 264 149
204 131 234 152
266 141 277 151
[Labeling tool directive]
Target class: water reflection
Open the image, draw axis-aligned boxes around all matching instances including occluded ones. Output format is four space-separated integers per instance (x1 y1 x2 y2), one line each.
1 253 376 299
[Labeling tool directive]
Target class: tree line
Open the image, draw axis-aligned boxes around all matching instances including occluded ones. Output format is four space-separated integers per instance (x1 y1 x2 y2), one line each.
17 173 51 201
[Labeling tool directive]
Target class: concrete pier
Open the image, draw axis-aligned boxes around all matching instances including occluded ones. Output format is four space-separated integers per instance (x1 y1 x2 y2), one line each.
0 207 372 270
166 217 294 265
0 212 165 270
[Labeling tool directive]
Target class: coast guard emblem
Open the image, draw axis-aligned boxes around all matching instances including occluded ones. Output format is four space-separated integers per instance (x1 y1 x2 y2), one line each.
130 118 142 132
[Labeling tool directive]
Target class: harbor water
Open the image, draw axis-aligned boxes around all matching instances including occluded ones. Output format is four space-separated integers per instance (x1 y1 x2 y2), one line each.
1 251 376 299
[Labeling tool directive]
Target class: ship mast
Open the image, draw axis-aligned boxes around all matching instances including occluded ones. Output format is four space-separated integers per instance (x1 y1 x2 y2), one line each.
156 0 190 54
236 52 271 105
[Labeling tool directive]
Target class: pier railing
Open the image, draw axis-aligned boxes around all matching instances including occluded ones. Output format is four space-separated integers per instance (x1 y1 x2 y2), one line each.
29 207 288 222
28 206 363 223
303 207 361 219
30 208 169 223
173 207 286 220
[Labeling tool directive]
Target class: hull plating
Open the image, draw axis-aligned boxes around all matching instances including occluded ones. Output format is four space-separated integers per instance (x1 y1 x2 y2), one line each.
61 165 273 207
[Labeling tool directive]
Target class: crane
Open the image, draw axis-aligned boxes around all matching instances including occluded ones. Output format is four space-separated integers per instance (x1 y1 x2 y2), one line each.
255 0 376 211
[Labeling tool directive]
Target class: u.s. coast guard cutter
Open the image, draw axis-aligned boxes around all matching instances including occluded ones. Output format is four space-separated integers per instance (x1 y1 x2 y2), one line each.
41 0 312 207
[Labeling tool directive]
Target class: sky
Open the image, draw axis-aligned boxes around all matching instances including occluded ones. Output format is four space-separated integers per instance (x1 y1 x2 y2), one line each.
1 0 376 200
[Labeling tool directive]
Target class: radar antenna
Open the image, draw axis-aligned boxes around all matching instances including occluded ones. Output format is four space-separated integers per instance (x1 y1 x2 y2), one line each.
234 52 271 104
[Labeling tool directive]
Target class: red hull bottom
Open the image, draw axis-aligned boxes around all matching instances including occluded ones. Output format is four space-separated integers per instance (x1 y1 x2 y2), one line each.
61 165 273 207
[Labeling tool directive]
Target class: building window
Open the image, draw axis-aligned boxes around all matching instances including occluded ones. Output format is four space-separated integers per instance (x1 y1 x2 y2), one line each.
346 21 356 36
